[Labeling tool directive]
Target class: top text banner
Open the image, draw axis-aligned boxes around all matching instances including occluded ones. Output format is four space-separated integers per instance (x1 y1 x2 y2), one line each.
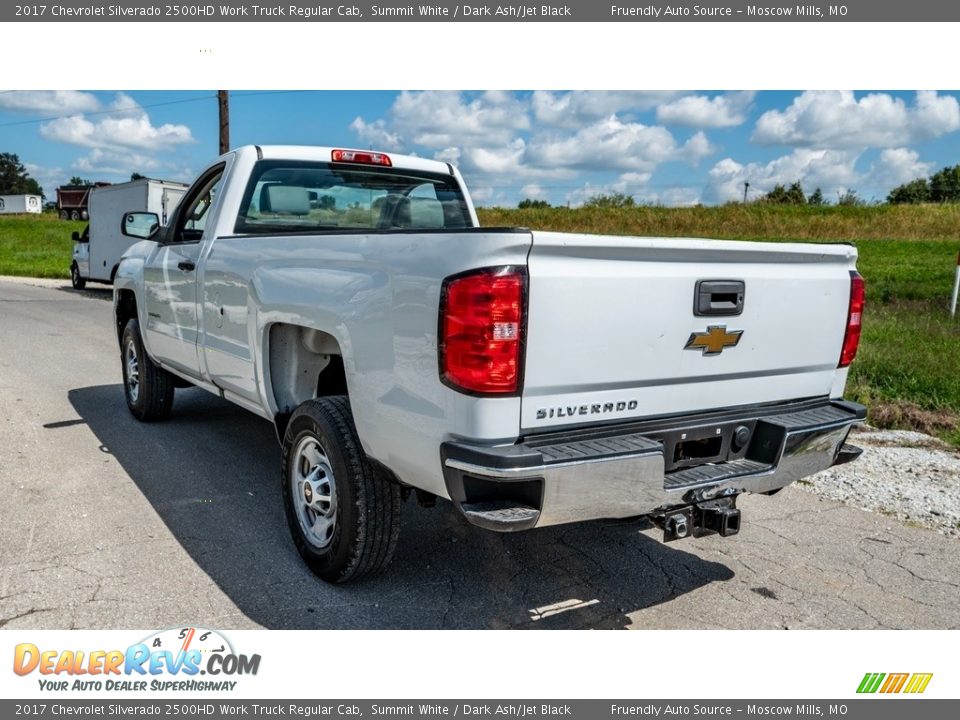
5 1 960 22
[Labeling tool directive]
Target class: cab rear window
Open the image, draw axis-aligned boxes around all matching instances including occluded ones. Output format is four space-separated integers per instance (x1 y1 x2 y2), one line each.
234 160 472 234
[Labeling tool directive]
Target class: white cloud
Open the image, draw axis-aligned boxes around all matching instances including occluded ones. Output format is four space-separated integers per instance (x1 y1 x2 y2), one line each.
39 93 194 151
706 143 938 204
23 163 65 199
647 187 702 207
706 149 861 203
864 148 933 191
520 183 547 199
349 117 402 151
0 90 99 114
532 91 683 127
656 92 755 128
464 138 528 174
433 147 461 165
73 148 166 176
752 90 960 149
679 131 715 163
388 91 530 147
468 185 496 204
528 115 712 173
346 92 717 206
564 172 697 208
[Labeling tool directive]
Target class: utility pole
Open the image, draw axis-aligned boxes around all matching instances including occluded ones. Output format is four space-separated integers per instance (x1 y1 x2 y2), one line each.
218 91 230 154
743 181 750 204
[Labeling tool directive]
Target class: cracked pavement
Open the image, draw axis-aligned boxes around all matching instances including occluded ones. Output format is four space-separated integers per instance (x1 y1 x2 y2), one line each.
1 277 958 630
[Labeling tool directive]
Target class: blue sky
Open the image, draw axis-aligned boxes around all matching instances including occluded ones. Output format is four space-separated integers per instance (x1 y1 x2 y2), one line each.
3 90 960 206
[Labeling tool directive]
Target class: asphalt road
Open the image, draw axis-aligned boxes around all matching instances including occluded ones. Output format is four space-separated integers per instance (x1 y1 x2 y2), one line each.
1 277 958 630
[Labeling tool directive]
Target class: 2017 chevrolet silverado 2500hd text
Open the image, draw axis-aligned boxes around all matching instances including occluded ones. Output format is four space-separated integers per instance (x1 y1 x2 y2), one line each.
113 145 866 583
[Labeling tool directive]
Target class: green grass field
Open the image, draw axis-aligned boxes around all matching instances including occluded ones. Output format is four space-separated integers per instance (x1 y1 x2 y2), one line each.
2 205 959 443
0 212 85 278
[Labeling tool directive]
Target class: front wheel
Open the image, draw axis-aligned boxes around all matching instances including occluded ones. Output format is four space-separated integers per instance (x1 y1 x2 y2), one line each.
281 396 402 583
70 263 86 290
120 318 175 421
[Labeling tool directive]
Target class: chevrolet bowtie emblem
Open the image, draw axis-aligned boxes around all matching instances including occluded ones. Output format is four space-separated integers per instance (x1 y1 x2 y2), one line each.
684 325 743 355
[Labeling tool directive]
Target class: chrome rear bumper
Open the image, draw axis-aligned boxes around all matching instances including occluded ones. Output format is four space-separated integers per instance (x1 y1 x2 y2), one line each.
441 399 866 532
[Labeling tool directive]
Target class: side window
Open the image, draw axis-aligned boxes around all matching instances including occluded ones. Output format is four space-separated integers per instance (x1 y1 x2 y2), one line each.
173 166 225 243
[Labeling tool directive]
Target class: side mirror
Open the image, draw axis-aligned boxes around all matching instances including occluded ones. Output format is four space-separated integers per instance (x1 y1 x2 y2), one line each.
71 231 80 242
121 212 160 240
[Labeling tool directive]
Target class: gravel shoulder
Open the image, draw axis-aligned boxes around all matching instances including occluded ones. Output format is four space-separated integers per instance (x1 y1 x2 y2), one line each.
801 426 960 538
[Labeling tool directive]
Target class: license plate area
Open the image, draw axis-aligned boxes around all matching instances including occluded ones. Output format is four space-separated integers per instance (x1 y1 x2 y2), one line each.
654 419 758 473
674 436 722 464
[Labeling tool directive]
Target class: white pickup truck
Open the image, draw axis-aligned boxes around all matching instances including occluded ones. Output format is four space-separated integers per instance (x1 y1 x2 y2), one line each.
113 145 866 583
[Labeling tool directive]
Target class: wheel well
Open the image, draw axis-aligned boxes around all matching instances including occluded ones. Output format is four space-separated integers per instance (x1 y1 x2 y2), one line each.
115 290 137 344
269 324 348 436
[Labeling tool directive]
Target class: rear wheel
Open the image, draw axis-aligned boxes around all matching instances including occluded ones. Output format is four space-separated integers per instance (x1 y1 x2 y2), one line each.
59 210 68 220
121 318 175 421
70 210 80 221
70 263 86 290
281 396 402 583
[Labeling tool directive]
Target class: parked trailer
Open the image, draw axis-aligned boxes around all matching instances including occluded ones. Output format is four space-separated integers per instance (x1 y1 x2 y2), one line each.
71 179 187 289
0 194 42 214
56 183 110 220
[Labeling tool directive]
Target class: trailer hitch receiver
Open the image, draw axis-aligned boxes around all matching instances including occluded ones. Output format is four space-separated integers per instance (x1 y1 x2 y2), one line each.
656 498 741 542
695 499 741 537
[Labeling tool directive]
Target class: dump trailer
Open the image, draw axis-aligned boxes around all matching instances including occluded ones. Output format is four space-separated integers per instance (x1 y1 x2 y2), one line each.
56 184 105 220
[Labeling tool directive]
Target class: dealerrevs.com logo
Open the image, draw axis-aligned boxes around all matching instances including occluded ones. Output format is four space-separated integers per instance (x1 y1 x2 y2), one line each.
857 672 933 694
13 627 260 692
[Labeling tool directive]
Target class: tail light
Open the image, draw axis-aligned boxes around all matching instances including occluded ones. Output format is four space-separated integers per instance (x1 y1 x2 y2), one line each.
440 267 526 395
839 271 865 368
331 149 391 166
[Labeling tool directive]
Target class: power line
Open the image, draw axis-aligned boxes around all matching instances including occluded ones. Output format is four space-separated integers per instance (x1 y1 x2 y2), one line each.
0 90 311 129
0 93 216 128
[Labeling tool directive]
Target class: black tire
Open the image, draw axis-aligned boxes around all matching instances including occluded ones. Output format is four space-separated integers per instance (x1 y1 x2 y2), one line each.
70 210 80 221
281 396 402 583
120 318 175 421
59 210 68 220
70 263 86 290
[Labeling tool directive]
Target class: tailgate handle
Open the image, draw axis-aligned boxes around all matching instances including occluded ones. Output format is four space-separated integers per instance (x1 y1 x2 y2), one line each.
695 280 745 316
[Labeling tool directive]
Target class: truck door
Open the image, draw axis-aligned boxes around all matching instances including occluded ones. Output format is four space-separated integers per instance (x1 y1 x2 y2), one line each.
143 165 225 378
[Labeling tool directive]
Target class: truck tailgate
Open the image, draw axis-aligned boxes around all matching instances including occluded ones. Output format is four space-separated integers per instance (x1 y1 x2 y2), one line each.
521 232 857 432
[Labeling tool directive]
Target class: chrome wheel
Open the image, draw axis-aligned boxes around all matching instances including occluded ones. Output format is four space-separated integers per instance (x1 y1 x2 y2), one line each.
124 338 140 404
291 436 338 549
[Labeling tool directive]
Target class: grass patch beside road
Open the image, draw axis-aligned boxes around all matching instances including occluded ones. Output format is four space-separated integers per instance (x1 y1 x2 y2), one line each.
0 212 83 278
479 204 960 446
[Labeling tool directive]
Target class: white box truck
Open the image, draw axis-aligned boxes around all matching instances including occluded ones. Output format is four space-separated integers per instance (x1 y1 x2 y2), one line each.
71 178 187 289
0 194 42 214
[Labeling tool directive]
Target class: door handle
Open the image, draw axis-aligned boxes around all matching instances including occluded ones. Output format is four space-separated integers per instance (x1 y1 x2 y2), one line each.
178 261 196 272
695 279 745 316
